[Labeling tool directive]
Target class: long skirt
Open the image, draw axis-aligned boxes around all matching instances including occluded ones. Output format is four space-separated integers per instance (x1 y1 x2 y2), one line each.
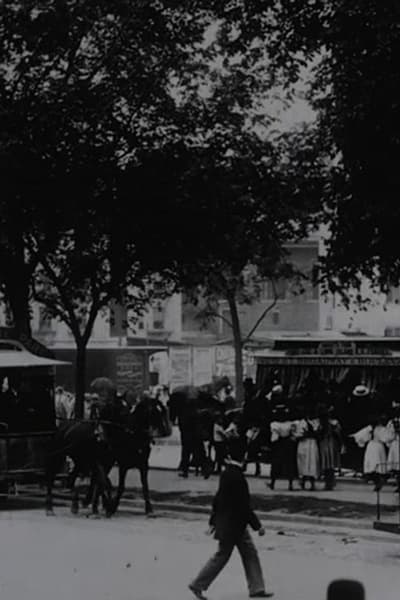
387 436 400 472
319 435 341 472
270 438 298 481
297 438 320 478
363 440 387 475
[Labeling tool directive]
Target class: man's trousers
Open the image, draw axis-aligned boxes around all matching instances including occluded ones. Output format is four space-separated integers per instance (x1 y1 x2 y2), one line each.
190 528 265 595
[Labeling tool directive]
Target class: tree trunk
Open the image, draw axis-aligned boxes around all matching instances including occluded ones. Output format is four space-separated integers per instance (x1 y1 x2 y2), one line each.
6 282 32 337
2 235 32 337
226 291 244 404
74 340 87 419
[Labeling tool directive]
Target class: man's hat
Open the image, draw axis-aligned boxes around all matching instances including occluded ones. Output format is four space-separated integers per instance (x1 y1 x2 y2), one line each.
353 384 370 397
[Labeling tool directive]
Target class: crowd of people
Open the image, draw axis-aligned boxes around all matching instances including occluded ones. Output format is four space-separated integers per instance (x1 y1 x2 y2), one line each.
54 383 170 426
53 377 400 494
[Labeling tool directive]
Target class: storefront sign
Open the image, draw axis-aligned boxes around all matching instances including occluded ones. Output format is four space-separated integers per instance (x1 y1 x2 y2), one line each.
258 356 400 367
169 347 192 388
286 342 392 356
115 352 143 393
193 347 215 387
215 345 255 379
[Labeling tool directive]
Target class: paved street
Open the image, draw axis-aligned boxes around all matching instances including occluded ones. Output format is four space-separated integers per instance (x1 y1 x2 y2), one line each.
1 507 400 600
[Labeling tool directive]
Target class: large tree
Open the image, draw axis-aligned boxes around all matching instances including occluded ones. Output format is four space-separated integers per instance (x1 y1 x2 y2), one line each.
0 1 330 408
130 125 323 401
0 0 215 334
265 1 400 294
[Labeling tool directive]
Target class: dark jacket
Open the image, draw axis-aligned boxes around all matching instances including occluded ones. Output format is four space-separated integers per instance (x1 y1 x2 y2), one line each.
209 463 261 543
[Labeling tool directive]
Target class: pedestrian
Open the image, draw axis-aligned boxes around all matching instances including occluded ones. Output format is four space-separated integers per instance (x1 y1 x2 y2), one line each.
268 404 297 491
318 404 343 490
54 386 68 427
387 404 400 491
294 406 320 491
352 415 391 491
212 412 227 474
189 444 273 600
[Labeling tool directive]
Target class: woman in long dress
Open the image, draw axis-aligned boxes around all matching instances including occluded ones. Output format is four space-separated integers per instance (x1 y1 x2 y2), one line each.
318 405 343 490
295 408 320 491
352 416 391 491
386 415 400 491
268 404 298 491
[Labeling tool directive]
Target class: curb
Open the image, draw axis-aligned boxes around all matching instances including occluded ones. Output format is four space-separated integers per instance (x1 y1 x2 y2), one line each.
33 489 400 543
17 488 400 543
149 464 370 486
115 498 400 544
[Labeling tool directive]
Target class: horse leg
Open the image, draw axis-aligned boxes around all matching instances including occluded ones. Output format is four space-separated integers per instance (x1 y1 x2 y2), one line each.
69 466 80 514
110 465 127 515
139 465 153 515
82 472 96 508
92 464 113 517
45 451 64 516
45 466 56 516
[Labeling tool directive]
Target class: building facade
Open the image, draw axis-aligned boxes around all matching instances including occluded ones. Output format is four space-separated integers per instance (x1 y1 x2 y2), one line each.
4 230 400 394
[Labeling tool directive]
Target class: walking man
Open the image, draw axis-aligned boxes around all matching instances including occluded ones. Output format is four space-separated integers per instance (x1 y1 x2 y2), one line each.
189 444 273 599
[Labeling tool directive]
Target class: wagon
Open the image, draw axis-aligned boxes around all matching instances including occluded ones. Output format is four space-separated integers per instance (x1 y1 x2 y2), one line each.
0 335 69 498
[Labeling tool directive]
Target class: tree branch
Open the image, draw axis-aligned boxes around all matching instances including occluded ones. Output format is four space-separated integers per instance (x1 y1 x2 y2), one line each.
27 235 80 338
199 307 233 329
242 279 278 344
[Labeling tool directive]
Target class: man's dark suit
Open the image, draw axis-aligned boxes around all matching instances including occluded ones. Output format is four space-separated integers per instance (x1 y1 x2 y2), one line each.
190 462 266 597
210 462 262 542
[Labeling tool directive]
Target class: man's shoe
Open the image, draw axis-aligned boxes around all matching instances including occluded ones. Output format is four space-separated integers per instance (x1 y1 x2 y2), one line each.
188 584 207 599
249 592 274 598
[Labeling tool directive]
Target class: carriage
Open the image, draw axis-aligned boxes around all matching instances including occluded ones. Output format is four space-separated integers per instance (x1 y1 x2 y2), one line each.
0 335 69 498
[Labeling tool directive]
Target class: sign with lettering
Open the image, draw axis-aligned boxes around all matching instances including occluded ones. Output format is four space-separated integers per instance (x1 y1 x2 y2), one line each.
286 342 392 357
169 347 192 388
215 345 255 379
193 347 215 387
115 352 144 393
258 356 400 367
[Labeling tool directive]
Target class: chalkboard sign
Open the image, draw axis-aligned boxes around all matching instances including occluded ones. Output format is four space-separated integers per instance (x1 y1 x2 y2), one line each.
115 352 144 394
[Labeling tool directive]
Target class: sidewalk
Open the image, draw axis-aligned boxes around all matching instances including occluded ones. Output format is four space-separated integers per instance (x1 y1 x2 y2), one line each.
149 435 398 508
145 434 400 531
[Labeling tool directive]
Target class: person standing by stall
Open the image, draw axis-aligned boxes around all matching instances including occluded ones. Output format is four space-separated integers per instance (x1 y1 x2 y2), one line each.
268 404 297 491
318 404 343 491
386 401 400 491
295 406 320 491
352 415 391 491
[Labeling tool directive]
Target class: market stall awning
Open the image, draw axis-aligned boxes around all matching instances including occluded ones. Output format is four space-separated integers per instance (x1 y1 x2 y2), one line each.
0 350 70 369
255 351 400 367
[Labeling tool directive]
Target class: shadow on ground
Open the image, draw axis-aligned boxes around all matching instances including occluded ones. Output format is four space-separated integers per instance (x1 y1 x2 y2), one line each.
123 489 389 520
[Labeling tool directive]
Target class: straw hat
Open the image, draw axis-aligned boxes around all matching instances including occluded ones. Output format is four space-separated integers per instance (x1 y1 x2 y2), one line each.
353 384 370 397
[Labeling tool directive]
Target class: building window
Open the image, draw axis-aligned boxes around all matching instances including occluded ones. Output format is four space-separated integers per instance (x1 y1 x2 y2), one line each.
110 301 127 337
385 327 400 337
152 302 164 330
387 286 400 304
272 310 280 325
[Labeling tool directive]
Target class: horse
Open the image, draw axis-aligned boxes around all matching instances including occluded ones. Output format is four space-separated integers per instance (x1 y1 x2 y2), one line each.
91 393 171 516
169 380 234 478
44 418 114 517
44 393 170 517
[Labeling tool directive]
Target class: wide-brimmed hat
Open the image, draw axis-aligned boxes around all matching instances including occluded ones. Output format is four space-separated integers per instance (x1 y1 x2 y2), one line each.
353 384 370 397
272 384 283 394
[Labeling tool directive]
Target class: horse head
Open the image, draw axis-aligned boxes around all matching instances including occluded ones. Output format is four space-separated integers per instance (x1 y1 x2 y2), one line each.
128 394 171 440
